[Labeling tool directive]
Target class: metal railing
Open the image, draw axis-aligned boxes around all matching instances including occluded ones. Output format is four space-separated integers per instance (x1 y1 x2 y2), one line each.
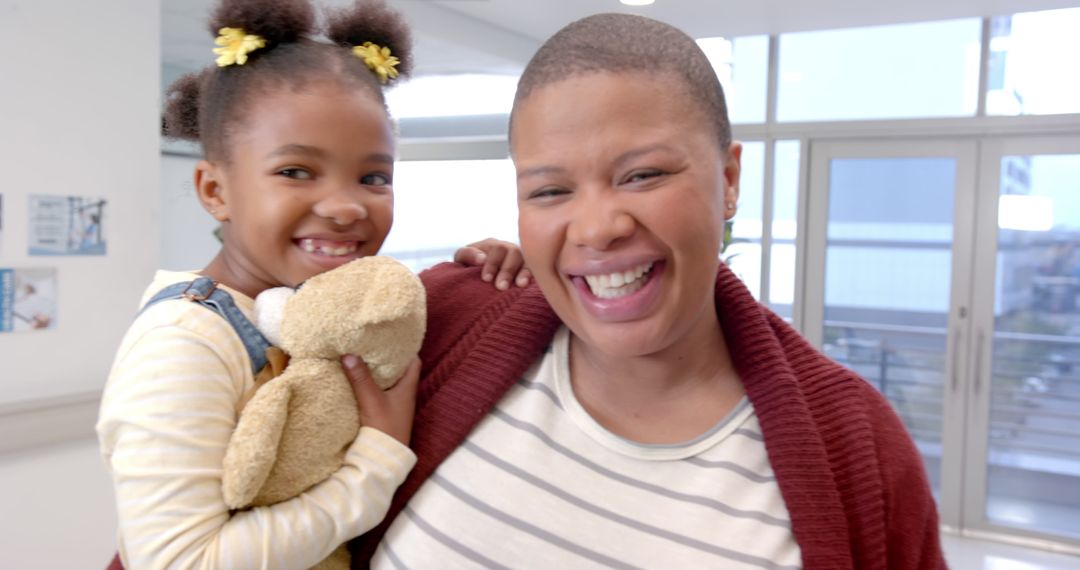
824 321 1080 468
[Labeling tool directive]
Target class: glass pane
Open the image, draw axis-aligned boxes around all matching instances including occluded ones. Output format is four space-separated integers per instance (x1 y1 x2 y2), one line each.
769 140 800 319
986 154 1080 540
987 8 1080 116
725 142 764 298
386 74 519 118
822 157 957 494
697 35 768 124
382 159 518 271
778 20 981 121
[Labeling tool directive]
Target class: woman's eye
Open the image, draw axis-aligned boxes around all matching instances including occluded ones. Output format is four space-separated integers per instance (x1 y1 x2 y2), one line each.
361 173 391 186
624 170 662 184
528 187 568 200
277 168 313 180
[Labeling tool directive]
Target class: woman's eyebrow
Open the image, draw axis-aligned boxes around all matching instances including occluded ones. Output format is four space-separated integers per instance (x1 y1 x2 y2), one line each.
613 143 675 169
516 143 676 181
517 165 565 181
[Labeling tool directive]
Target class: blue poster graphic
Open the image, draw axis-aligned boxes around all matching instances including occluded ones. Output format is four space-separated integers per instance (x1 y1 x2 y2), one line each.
0 267 57 333
0 269 12 332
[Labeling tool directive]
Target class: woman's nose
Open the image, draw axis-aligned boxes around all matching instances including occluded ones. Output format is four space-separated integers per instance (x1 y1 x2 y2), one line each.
566 190 636 251
313 189 368 226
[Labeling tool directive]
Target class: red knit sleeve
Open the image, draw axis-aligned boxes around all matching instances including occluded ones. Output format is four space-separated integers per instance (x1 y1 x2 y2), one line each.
416 263 507 398
868 388 947 569
417 263 496 364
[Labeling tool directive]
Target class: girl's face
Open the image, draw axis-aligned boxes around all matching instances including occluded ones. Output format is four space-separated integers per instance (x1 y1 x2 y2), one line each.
512 71 741 359
197 82 395 296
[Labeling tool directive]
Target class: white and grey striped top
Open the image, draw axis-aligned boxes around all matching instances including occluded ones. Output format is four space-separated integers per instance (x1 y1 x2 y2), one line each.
373 326 801 569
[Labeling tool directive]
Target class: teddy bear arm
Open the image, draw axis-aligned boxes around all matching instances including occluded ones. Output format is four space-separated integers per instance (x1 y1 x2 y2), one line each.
222 378 294 509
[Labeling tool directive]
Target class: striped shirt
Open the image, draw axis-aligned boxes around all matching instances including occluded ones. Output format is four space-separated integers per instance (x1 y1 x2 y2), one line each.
373 326 801 569
97 270 416 570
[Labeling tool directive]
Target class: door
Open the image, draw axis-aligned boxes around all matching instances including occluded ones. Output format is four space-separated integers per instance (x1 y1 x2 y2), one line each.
804 137 1080 550
803 140 978 529
966 137 1080 547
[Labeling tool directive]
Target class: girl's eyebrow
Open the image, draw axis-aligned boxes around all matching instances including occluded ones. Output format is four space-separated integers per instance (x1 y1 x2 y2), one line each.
266 144 394 165
267 143 326 159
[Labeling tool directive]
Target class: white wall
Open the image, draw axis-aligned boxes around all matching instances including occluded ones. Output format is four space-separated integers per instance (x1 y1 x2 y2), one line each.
0 0 159 565
0 438 117 568
0 0 160 405
160 152 220 270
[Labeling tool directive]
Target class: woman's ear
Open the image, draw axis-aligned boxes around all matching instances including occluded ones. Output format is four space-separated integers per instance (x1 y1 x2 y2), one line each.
195 160 230 222
722 141 743 219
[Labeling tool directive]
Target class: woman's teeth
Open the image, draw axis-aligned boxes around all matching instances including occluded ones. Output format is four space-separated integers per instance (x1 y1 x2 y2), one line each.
298 239 358 257
583 262 654 299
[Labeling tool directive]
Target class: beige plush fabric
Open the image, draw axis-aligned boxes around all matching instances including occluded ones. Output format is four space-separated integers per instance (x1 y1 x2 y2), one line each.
221 257 426 569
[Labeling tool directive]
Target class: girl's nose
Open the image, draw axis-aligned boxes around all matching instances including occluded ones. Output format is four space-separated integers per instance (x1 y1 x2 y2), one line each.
313 190 368 226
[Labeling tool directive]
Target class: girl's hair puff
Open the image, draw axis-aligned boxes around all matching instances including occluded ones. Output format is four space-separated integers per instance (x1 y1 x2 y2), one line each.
208 0 316 46
325 0 414 81
161 0 412 161
162 71 205 141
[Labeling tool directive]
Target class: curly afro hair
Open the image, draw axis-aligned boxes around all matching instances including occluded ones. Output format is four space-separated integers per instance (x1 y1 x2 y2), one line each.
162 0 413 161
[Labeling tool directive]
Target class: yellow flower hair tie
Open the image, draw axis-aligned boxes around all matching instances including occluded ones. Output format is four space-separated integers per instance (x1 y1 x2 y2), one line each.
352 42 400 84
213 27 267 67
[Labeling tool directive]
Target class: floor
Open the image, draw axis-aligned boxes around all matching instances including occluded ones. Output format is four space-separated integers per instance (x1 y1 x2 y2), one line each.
943 534 1080 569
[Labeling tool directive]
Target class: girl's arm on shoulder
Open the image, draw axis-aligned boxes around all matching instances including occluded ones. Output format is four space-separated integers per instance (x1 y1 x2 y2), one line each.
98 322 415 569
453 238 531 290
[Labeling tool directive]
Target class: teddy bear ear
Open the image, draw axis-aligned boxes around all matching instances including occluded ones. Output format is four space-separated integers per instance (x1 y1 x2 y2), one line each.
253 287 296 347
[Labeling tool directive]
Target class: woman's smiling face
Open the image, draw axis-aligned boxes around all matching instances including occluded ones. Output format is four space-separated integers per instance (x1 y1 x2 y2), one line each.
512 71 741 359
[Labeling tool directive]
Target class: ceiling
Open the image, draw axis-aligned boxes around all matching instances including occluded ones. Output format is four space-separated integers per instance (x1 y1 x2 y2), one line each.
163 0 1079 85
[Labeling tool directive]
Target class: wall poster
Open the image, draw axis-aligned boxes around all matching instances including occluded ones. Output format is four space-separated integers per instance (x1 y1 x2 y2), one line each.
29 194 107 255
1 267 58 332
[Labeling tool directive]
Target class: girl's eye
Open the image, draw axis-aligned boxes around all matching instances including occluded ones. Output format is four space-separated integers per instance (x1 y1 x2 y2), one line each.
361 173 391 186
277 168 313 180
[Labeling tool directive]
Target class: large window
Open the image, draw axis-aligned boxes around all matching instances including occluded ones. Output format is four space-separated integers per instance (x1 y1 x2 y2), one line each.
697 36 769 124
986 8 1080 116
386 74 519 118
382 159 518 271
725 142 764 298
777 19 982 122
769 140 800 318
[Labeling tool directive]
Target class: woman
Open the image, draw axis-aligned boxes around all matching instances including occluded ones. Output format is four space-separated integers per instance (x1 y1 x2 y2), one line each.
350 12 944 569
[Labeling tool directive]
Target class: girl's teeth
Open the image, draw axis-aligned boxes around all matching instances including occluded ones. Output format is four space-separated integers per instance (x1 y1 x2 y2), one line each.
298 239 357 257
583 262 654 298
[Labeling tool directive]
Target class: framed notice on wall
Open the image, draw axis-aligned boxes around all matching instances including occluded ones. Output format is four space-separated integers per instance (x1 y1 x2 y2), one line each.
0 267 58 333
28 194 107 256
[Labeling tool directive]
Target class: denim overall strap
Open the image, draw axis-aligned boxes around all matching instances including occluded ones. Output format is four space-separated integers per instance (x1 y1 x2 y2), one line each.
140 277 271 374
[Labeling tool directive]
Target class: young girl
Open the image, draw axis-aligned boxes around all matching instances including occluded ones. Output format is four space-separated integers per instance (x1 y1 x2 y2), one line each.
97 0 523 567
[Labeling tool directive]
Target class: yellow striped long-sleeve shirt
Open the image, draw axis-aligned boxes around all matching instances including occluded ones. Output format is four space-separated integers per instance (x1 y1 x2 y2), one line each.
97 270 416 570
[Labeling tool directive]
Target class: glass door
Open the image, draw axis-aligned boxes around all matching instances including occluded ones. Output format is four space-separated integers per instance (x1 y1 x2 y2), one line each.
804 140 978 528
966 138 1080 547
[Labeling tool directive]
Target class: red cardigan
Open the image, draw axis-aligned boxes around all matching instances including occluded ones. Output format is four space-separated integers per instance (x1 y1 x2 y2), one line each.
106 262 944 570
351 262 945 569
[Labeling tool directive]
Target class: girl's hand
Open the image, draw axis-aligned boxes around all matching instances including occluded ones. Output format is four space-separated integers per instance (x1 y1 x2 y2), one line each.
453 238 532 290
340 355 420 446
